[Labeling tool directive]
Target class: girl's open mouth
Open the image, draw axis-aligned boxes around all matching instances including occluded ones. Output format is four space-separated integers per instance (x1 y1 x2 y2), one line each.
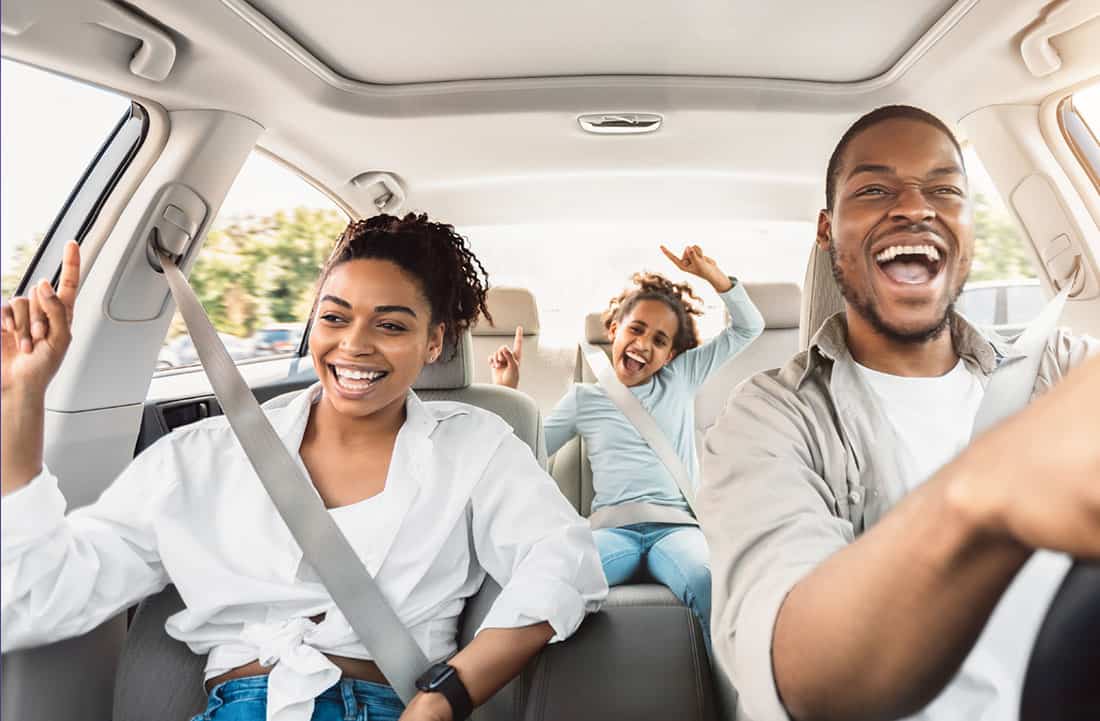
622 350 648 374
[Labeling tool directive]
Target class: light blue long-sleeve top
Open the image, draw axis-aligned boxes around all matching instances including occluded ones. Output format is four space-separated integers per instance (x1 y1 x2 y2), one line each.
545 281 765 514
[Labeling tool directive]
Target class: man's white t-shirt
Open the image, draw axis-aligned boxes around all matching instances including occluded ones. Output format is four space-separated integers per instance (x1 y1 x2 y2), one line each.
856 359 1070 721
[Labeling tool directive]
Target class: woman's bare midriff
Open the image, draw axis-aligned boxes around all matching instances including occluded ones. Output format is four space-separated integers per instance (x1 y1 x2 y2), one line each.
205 654 389 692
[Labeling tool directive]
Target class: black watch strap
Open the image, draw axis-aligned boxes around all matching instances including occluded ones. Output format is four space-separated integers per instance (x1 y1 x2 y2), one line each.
415 662 473 721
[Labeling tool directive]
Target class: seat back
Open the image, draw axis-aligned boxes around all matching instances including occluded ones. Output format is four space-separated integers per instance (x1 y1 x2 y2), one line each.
471 287 575 419
548 313 608 513
799 243 845 350
694 282 801 441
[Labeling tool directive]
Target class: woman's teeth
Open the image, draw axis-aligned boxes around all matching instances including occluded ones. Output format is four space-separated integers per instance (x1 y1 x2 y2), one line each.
332 366 387 391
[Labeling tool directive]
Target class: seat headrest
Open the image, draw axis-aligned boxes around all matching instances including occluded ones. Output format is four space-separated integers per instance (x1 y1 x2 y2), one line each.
799 244 846 350
472 287 540 337
743 282 802 330
585 311 609 345
414 330 474 390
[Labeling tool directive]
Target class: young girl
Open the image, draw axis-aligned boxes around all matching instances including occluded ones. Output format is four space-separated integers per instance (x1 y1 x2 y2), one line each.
1 214 607 721
490 244 763 647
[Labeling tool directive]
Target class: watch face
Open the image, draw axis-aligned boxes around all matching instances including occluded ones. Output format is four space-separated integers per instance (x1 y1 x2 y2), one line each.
416 662 453 691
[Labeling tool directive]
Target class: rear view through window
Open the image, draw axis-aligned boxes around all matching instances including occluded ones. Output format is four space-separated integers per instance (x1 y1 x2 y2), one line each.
157 153 348 372
955 145 1041 334
0 59 131 296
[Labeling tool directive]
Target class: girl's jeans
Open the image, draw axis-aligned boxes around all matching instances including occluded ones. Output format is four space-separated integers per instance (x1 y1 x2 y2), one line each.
594 522 712 653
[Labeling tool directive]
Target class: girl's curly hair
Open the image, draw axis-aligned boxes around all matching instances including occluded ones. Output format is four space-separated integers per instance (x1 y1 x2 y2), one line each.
316 213 491 358
603 272 703 355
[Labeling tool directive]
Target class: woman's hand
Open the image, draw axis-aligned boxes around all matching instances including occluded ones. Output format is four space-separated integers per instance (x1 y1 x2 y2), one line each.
488 327 523 389
1 241 81 398
660 244 732 292
399 691 452 721
1 241 81 495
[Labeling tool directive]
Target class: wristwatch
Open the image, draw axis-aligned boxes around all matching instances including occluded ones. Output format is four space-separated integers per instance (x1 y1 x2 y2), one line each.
415 662 473 721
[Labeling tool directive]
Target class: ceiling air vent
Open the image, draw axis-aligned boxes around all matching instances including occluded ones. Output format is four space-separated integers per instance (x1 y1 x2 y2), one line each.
578 113 662 135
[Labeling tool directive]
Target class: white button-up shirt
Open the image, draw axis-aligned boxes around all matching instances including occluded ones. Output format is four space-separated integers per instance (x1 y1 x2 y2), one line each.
1 384 607 721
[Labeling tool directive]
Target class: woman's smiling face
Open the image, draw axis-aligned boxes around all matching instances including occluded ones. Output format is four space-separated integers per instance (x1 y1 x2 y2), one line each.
309 258 444 419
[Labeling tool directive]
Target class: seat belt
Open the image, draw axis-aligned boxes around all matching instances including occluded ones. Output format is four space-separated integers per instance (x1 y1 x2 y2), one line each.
159 253 429 704
578 341 696 511
971 280 1074 437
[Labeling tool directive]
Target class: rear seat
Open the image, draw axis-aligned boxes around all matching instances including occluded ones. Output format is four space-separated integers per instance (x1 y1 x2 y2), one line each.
471 286 575 417
694 282 801 450
551 281 801 513
114 330 714 721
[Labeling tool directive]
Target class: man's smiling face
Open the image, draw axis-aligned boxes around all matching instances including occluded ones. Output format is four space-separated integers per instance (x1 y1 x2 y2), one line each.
818 117 974 343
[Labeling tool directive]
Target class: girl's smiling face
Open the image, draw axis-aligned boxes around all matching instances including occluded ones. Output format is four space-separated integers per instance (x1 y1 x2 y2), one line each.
607 299 680 387
309 258 444 420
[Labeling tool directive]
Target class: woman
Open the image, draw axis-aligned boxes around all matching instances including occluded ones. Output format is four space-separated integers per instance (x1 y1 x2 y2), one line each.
1 214 607 721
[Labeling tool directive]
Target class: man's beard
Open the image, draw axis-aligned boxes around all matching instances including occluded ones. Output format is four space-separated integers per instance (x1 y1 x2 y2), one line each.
828 242 962 345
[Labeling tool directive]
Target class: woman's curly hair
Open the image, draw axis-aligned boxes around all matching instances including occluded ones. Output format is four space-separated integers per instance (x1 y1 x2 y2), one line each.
316 213 491 358
603 272 703 355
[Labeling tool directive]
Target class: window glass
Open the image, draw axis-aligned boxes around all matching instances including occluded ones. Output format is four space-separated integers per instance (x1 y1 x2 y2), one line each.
465 221 813 346
1 59 131 297
1004 282 1044 325
958 145 1039 329
954 286 998 326
157 153 347 372
1073 83 1100 134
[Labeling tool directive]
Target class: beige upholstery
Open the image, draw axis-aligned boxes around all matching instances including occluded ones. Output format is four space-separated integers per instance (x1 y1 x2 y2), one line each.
695 282 801 434
414 329 476 390
553 283 803 515
584 311 608 344
471 286 540 336
799 243 846 350
470 287 575 422
417 329 547 466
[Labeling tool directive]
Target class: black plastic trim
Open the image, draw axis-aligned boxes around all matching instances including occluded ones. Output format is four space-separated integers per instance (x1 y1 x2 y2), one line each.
15 101 150 295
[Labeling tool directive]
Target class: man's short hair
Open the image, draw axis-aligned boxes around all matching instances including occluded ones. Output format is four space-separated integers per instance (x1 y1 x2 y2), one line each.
824 105 964 211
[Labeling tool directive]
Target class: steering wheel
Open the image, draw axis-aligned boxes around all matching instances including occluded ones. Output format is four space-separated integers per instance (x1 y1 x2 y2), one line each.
1019 560 1100 721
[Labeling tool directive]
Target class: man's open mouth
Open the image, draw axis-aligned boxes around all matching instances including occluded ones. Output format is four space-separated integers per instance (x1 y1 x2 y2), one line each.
622 350 648 374
329 364 389 393
873 244 944 285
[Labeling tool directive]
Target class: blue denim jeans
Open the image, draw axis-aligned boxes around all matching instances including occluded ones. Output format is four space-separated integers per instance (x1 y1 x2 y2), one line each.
190 675 404 721
594 522 712 653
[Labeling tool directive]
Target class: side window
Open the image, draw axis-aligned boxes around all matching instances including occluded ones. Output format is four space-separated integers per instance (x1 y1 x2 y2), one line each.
957 146 1039 333
1061 83 1100 192
1 59 136 297
157 153 348 372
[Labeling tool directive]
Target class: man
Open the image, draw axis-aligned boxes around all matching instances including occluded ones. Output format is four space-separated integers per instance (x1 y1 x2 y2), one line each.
697 104 1100 721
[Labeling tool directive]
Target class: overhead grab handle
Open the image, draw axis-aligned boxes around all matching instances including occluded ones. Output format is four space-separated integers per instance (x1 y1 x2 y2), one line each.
97 0 177 82
1019 0 1100 78
1 0 176 82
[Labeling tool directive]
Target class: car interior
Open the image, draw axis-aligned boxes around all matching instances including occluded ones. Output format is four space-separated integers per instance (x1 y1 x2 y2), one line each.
1 0 1099 719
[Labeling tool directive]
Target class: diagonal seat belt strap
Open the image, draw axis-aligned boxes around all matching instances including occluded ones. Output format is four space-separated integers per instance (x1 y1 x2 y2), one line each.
579 342 696 511
971 281 1073 437
160 254 428 704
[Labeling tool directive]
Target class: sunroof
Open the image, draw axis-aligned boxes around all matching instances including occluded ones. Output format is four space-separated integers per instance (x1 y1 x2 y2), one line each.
234 0 964 86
